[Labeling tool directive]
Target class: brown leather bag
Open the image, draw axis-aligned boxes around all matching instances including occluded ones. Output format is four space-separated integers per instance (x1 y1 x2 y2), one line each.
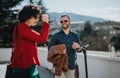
75 64 79 78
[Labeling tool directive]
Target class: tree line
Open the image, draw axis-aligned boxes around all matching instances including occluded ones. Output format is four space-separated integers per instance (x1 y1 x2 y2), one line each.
0 0 120 52
0 0 48 47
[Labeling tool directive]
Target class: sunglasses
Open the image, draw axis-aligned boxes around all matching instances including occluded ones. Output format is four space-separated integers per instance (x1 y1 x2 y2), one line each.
33 15 41 19
60 20 68 23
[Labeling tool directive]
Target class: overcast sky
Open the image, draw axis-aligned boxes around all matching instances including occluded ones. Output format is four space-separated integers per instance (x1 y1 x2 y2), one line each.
16 0 120 22
44 0 120 21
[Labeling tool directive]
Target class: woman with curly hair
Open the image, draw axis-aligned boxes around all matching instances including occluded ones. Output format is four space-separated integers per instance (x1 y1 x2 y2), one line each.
10 4 50 78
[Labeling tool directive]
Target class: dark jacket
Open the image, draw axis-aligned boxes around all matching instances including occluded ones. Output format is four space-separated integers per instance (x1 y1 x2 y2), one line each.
47 44 68 76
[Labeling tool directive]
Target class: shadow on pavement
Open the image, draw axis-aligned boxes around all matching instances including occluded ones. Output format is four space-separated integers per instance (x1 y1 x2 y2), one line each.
38 66 55 78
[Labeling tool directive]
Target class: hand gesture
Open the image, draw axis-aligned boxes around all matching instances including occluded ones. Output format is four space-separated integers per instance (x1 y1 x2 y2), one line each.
41 14 49 23
72 42 81 52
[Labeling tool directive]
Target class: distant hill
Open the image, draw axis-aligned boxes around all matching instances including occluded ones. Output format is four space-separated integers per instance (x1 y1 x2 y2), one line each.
48 12 109 23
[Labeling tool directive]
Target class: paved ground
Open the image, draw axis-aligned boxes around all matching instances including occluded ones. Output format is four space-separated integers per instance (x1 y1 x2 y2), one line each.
0 64 7 78
0 63 54 78
38 66 54 78
0 47 54 78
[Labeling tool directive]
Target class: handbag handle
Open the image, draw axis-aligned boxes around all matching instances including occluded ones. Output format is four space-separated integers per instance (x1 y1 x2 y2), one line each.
10 25 18 62
75 52 78 64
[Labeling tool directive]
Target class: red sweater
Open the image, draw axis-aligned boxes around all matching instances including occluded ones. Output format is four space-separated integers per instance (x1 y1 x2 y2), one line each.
11 22 50 69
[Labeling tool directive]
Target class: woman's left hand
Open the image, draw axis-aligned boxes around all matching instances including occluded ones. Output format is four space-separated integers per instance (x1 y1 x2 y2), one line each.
41 14 49 23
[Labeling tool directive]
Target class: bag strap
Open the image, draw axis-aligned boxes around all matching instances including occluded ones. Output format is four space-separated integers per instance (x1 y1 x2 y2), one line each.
75 53 78 64
10 24 18 62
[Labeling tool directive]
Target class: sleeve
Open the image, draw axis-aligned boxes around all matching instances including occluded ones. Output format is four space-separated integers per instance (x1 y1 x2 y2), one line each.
48 34 58 51
19 22 50 43
76 34 80 45
75 34 82 52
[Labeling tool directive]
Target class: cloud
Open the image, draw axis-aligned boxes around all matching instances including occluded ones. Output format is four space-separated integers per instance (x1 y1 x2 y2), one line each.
78 7 120 21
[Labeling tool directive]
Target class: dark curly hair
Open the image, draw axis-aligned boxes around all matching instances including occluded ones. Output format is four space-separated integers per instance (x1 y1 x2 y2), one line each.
18 4 41 22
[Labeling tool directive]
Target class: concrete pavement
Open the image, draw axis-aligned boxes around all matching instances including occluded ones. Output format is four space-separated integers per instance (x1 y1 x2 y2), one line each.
0 63 54 78
0 64 7 78
0 47 55 78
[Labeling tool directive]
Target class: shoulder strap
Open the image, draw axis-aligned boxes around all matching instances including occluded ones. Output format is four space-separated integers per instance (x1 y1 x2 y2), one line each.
75 53 78 64
10 24 18 62
15 24 18 38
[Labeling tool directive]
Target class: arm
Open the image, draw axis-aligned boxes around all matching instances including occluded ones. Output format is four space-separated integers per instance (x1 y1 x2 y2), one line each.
72 35 81 52
19 22 50 43
48 34 58 51
76 35 81 52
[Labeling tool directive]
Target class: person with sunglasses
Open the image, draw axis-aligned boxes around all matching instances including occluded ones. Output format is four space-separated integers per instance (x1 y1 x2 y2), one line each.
48 14 81 78
10 4 50 78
